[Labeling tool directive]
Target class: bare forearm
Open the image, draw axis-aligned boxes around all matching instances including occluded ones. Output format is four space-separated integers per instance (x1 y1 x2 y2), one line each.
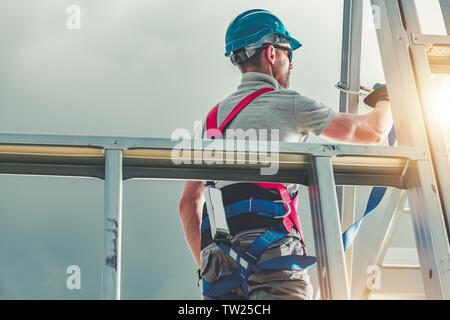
179 199 203 268
320 97 393 145
370 101 393 138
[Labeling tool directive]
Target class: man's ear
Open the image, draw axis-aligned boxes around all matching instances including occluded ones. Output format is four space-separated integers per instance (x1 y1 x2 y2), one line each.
263 46 276 66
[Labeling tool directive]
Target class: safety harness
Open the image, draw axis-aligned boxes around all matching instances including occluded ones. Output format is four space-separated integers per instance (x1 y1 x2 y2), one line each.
201 87 317 299
200 85 396 300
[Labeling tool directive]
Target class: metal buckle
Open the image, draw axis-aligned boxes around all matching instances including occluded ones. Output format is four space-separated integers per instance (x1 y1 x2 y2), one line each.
239 258 249 270
229 248 238 261
334 81 371 96
273 199 291 218
286 184 299 197
197 269 202 287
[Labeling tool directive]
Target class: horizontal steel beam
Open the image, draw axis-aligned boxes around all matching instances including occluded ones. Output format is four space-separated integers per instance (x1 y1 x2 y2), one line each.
0 133 427 157
0 133 428 188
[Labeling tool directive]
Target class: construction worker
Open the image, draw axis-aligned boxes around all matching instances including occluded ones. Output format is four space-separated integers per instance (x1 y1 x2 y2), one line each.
178 9 393 300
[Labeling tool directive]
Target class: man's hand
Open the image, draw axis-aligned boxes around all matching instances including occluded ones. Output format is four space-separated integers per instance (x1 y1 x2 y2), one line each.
363 83 389 108
179 181 205 268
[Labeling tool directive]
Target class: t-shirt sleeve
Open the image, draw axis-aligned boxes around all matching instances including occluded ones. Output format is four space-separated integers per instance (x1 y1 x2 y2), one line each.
292 95 336 136
193 119 206 140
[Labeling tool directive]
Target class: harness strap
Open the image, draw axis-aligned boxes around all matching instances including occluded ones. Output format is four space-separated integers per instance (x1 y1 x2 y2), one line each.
201 199 287 233
255 182 305 245
205 87 275 139
258 254 317 270
202 223 296 299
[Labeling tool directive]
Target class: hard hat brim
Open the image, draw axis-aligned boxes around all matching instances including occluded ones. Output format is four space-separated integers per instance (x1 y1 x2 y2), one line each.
287 36 302 51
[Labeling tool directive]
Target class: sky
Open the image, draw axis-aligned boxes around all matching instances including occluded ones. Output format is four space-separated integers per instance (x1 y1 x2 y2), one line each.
0 0 448 299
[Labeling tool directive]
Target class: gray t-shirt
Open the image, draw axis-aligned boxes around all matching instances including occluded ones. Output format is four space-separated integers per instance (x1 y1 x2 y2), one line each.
199 71 335 142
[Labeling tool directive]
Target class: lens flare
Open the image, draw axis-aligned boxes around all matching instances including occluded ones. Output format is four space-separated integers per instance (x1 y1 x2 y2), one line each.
433 75 450 135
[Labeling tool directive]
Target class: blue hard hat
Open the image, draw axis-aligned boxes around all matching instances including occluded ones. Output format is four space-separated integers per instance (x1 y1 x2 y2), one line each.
225 9 302 57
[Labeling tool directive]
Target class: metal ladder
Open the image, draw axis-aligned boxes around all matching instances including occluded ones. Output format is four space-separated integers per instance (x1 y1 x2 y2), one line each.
321 0 450 300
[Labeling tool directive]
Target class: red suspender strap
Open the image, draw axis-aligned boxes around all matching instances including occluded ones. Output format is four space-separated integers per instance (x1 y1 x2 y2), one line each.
205 103 220 138
205 87 274 139
218 87 274 132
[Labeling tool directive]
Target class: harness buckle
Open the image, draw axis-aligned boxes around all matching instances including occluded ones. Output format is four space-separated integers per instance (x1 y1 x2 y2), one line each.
286 184 298 197
230 248 250 271
273 199 291 218
239 258 249 270
204 185 231 241
197 269 202 287
229 248 238 261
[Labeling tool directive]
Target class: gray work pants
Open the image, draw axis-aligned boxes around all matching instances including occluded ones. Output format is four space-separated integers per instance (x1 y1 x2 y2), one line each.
201 228 314 300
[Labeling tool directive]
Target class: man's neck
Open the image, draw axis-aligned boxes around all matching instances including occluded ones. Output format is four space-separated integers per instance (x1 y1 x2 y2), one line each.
242 65 274 78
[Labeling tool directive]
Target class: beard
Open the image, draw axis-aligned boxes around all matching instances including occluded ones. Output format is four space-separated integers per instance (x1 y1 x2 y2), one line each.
279 72 290 89
274 65 291 89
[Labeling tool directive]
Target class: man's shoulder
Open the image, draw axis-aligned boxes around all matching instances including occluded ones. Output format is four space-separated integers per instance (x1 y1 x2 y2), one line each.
261 89 322 109
263 88 315 102
275 89 316 102
275 88 300 96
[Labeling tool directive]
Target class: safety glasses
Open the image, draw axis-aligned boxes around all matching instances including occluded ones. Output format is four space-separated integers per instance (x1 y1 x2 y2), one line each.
271 44 293 63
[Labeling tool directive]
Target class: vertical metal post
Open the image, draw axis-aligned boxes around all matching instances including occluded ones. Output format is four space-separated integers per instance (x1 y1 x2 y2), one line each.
440 0 450 34
308 156 350 300
338 0 364 288
101 149 123 300
339 0 363 115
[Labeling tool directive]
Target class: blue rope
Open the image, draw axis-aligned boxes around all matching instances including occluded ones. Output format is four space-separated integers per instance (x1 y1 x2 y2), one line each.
341 126 396 250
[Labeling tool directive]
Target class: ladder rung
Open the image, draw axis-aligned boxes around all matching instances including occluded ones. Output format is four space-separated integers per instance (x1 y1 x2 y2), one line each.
411 34 450 46
382 247 420 269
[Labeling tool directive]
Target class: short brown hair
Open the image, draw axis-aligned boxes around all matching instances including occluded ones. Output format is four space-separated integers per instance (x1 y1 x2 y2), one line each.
237 49 264 72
